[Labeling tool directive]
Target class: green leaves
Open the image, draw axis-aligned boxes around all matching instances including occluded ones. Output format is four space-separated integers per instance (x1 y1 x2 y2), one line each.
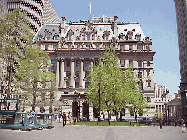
86 45 147 115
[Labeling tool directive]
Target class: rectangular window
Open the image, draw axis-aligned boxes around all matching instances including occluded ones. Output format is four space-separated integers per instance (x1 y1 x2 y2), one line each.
147 70 150 76
68 45 71 48
85 60 89 67
147 61 150 66
148 80 151 87
87 35 90 40
120 45 124 50
66 81 69 88
76 60 80 67
53 45 57 50
45 45 48 50
77 45 80 49
75 82 79 88
85 82 89 88
96 45 99 49
120 60 125 67
129 45 132 51
66 60 70 67
138 61 142 67
75 72 79 77
129 60 133 67
66 72 71 78
85 71 89 78
138 72 142 78
51 60 56 68
137 46 141 51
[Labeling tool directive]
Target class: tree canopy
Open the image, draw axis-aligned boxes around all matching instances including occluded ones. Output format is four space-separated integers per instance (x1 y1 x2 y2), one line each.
86 45 147 120
0 9 57 110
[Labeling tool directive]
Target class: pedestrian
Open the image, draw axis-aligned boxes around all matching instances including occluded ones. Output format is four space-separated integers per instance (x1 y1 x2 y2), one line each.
181 118 185 133
159 118 162 129
63 112 66 127
58 113 62 123
135 114 137 122
31 110 35 124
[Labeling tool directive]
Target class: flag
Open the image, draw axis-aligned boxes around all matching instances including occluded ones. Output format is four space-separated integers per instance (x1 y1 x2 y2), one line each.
88 2 91 13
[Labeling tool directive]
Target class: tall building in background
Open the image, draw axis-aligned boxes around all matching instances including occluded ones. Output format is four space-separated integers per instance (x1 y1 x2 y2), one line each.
5 0 60 33
174 0 187 124
0 0 6 20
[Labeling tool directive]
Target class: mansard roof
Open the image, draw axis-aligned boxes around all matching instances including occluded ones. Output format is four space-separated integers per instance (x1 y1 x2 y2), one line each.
35 16 148 42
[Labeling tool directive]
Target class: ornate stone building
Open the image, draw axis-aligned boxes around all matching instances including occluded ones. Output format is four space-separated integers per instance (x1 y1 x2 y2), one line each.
35 16 157 120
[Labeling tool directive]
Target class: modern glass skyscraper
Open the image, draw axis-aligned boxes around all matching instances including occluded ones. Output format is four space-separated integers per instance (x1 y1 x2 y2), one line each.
174 0 187 124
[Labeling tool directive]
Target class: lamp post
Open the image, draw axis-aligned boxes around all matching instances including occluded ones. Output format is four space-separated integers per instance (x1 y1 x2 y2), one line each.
98 83 101 124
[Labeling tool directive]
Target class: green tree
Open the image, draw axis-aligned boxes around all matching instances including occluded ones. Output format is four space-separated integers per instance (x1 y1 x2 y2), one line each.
86 45 147 124
15 45 57 110
0 9 33 98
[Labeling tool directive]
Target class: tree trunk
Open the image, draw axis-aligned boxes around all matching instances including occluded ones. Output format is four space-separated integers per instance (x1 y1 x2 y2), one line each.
108 110 110 125
32 82 37 111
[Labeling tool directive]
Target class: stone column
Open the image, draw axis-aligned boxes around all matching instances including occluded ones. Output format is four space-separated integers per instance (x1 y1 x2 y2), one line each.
60 58 65 88
70 58 75 88
56 58 60 87
80 58 84 88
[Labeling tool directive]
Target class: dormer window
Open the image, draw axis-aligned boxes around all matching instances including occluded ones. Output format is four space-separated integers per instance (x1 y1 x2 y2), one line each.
68 35 71 40
146 45 150 51
82 35 85 40
92 34 95 40
86 45 90 49
68 45 71 48
87 34 90 40
106 35 109 40
77 45 80 49
96 45 99 49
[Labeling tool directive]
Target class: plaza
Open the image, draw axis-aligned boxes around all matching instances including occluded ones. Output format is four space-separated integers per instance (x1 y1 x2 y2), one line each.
0 121 186 140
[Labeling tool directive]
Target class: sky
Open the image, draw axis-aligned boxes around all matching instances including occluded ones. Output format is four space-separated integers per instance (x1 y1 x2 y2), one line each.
50 0 180 96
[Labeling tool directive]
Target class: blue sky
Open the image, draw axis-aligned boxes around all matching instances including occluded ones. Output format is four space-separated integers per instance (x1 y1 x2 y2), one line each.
51 0 180 95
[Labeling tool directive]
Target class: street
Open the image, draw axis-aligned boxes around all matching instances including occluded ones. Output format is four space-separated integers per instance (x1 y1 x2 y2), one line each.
0 121 186 140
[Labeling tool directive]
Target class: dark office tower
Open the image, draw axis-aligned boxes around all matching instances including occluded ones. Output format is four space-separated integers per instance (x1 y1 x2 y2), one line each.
174 0 187 124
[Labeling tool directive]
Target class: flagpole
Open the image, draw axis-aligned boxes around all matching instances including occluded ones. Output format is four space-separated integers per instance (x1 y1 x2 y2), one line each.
89 2 91 21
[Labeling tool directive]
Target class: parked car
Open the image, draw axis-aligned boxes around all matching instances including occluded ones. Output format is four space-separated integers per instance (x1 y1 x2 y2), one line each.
138 117 152 125
117 118 129 122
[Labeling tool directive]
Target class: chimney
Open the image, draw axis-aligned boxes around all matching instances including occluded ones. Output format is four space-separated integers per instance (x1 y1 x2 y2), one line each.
61 16 66 29
114 16 118 37
60 16 66 37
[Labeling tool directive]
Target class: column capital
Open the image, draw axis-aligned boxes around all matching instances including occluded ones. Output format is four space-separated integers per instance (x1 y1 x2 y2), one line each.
71 57 75 62
80 58 84 62
60 58 65 62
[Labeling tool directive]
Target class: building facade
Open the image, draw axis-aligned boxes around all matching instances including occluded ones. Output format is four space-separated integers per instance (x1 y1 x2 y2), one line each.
4 0 60 33
34 16 159 120
174 0 187 123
